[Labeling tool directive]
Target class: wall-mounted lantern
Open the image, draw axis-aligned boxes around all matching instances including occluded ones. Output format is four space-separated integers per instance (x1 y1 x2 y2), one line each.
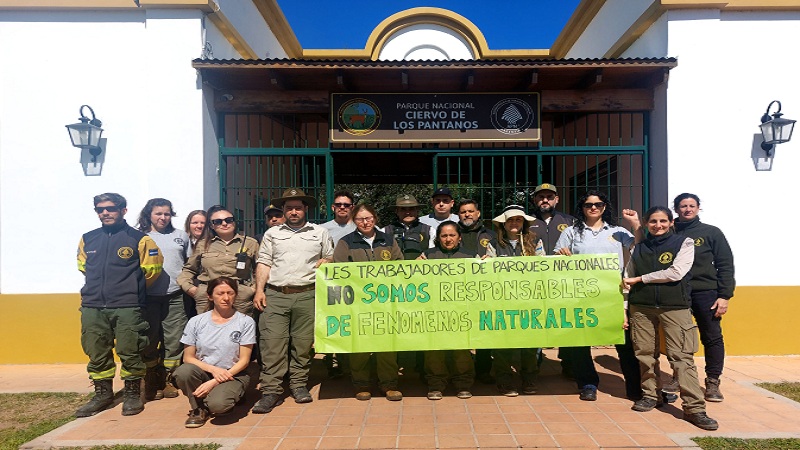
65 105 106 176
759 100 795 156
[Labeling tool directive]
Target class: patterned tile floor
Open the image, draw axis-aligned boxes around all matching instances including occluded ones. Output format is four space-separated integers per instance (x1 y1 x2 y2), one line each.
6 349 800 449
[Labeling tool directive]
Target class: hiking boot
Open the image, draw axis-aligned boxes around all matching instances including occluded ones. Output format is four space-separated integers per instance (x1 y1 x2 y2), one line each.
143 368 163 401
683 411 719 431
291 386 313 404
162 372 180 398
75 378 114 417
121 379 144 416
521 380 538 395
252 393 283 414
185 407 209 428
498 385 519 397
355 389 371 401
631 396 663 412
662 376 679 394
705 377 724 402
384 390 403 401
579 385 597 401
427 390 443 400
661 390 678 404
456 390 473 399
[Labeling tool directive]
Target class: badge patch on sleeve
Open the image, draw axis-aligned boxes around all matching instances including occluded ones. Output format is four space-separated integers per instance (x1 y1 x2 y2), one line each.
148 249 159 256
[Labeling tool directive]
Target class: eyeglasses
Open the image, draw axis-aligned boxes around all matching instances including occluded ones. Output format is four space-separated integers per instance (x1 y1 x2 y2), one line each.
94 206 120 214
354 216 375 223
211 216 235 226
582 202 606 209
333 202 353 208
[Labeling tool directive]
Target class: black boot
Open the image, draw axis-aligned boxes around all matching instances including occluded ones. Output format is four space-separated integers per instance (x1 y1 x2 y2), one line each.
75 379 114 417
143 367 163 401
122 379 144 416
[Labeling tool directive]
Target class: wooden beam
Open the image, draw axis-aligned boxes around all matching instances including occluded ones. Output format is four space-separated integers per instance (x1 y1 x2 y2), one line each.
401 71 409 91
213 90 329 113
541 89 654 112
269 70 285 90
578 68 603 90
463 71 475 91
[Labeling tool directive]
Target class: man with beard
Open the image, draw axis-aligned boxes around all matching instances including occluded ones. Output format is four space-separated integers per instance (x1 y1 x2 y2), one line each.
252 188 334 414
528 183 574 254
456 199 496 384
76 193 163 417
384 194 431 260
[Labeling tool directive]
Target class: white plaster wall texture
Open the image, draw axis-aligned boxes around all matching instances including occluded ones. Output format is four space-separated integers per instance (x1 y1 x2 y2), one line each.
665 10 800 286
621 13 668 58
378 24 474 61
565 0 653 58
0 10 206 294
217 0 288 59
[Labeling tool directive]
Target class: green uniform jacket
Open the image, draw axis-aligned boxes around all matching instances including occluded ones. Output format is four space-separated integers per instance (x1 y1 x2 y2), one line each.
674 217 735 299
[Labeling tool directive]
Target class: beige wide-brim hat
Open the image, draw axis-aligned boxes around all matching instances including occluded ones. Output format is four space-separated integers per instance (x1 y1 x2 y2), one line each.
395 194 422 208
493 205 535 224
272 188 317 208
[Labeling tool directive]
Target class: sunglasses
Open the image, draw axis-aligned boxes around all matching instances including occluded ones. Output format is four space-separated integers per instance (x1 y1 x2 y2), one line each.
333 202 353 208
582 202 606 209
94 206 121 214
211 216 235 226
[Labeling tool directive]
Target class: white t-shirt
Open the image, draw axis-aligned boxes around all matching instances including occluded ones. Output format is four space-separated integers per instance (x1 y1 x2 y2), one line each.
181 311 256 369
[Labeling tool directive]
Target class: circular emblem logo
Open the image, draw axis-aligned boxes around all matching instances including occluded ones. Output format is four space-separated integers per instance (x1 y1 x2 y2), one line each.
230 331 242 343
694 237 705 247
381 250 391 261
490 98 534 135
658 251 674 264
117 247 134 259
480 238 490 248
557 224 568 232
338 99 380 136
174 238 185 246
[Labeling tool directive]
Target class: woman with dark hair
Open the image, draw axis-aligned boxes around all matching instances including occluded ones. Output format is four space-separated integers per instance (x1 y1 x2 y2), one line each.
490 205 545 396
184 210 207 252
553 190 643 401
173 277 256 428
623 206 718 430
178 205 259 316
666 193 735 402
137 198 190 401
419 221 476 400
333 204 404 401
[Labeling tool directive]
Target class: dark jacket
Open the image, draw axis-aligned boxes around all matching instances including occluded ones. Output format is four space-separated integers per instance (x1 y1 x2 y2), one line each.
423 246 473 260
628 233 692 309
333 229 404 263
384 219 431 260
674 217 735 299
458 222 496 257
529 210 573 256
78 220 163 308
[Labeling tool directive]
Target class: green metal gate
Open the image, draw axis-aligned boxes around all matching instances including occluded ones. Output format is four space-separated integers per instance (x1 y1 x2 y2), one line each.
218 111 648 230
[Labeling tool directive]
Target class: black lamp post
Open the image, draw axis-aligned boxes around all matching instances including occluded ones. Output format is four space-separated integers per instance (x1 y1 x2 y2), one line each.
759 100 795 156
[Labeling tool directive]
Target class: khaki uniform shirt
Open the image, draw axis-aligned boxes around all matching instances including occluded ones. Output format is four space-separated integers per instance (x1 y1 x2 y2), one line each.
257 222 334 286
178 233 259 291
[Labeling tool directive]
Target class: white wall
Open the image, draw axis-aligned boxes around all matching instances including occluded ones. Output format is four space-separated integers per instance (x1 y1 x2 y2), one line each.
378 24 474 61
665 10 800 286
216 0 288 59
0 9 206 294
566 0 653 58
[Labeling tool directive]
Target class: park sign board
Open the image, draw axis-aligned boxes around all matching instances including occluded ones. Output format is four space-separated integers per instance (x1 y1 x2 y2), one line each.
330 93 541 143
314 254 624 353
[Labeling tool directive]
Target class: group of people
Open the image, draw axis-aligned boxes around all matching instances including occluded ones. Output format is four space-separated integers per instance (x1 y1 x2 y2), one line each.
75 183 734 432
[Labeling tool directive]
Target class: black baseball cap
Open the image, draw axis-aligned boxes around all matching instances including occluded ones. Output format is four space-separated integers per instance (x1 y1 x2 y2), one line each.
432 187 453 198
264 204 283 215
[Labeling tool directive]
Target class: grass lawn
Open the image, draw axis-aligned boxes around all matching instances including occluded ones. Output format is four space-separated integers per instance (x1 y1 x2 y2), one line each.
692 381 800 450
0 393 219 450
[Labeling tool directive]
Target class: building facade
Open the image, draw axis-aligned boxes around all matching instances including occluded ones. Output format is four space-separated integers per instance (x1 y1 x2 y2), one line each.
1 0 797 363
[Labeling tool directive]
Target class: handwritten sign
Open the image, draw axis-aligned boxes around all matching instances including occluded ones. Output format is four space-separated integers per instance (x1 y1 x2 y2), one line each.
314 255 625 353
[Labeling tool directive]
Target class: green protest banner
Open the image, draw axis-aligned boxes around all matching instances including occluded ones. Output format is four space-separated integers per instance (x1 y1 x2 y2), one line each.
315 254 625 353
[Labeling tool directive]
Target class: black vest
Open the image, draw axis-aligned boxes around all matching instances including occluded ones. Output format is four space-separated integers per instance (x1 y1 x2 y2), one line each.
384 220 430 260
629 233 691 309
